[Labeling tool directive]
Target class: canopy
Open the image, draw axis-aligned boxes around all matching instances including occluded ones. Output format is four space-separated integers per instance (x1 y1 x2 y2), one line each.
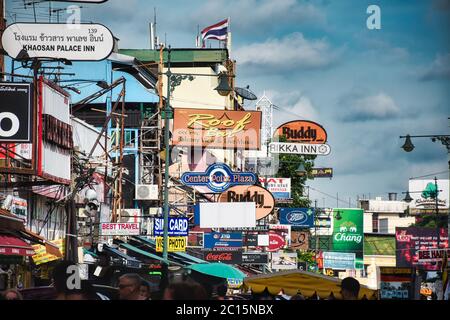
243 270 378 300
0 234 35 256
186 263 246 281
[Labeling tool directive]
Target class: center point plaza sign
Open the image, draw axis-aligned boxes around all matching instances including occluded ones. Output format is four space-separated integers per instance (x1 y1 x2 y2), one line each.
2 23 114 61
218 185 275 220
172 108 262 150
181 163 256 193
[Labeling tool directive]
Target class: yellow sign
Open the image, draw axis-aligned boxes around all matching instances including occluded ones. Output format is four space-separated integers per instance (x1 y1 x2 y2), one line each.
32 238 65 265
155 237 187 252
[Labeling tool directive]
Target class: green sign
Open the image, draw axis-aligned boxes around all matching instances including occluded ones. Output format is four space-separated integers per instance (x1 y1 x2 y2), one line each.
332 209 364 269
422 182 438 199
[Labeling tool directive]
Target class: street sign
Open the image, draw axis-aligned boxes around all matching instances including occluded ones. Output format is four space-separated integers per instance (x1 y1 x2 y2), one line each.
269 142 331 155
2 23 114 61
181 163 257 193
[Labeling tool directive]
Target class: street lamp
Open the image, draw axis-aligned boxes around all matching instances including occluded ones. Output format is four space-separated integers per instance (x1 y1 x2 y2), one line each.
296 163 307 176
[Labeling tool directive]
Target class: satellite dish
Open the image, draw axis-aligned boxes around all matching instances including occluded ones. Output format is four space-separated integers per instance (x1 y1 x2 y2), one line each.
235 85 257 101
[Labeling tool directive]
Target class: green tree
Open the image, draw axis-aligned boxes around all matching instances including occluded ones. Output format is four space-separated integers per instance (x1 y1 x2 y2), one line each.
272 135 316 208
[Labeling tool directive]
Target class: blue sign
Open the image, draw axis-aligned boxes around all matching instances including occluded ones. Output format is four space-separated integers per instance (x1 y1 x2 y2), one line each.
204 232 243 249
180 163 257 193
279 208 314 228
153 217 189 236
323 252 355 270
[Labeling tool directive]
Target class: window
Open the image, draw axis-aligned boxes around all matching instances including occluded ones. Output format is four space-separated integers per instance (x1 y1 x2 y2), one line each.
379 218 389 233
372 213 378 233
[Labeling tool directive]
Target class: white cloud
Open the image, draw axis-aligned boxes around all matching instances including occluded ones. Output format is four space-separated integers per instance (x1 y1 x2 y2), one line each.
235 32 339 72
340 91 400 122
420 53 450 81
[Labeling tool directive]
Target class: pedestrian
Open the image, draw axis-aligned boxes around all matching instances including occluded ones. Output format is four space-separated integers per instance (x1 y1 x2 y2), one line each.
215 284 228 300
64 280 98 300
140 280 152 300
339 277 360 300
2 289 23 300
163 281 208 300
118 273 145 300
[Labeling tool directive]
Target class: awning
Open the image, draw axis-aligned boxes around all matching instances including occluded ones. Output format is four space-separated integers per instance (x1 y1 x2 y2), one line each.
31 238 65 265
243 270 378 300
104 245 142 269
0 234 35 256
186 263 246 281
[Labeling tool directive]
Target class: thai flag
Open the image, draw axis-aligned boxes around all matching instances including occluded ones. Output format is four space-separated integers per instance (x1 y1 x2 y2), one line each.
201 18 229 45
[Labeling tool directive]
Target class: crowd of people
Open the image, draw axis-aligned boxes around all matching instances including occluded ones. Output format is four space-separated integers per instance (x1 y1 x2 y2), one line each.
0 260 362 301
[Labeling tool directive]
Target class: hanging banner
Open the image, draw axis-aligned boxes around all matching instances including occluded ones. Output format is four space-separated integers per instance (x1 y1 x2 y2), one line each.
0 83 33 143
379 267 414 300
258 177 291 199
290 231 310 250
332 209 364 269
218 185 274 220
203 232 243 250
2 23 114 61
274 120 328 144
153 217 189 236
155 237 187 252
172 108 262 150
31 239 65 266
279 208 315 228
181 163 256 193
396 227 448 271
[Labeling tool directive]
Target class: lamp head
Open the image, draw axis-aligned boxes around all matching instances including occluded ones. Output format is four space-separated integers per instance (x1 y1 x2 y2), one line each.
401 135 415 152
214 73 232 96
403 191 413 203
296 163 307 176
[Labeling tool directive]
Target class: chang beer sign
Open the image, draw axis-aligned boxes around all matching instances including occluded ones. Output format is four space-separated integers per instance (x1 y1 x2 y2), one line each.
332 209 364 269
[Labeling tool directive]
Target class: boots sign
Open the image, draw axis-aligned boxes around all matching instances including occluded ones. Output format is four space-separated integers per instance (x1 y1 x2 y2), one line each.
2 23 114 61
218 185 275 220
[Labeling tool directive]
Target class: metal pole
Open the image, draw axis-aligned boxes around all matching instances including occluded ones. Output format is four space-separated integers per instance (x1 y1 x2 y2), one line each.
162 47 171 262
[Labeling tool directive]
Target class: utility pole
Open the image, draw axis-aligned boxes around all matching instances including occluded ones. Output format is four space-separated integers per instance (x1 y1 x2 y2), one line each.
162 46 172 263
0 0 5 80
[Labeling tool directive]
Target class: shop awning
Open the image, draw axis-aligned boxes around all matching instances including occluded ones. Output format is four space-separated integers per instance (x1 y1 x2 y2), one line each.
104 245 142 269
0 234 35 256
243 270 378 300
119 242 184 267
186 263 246 281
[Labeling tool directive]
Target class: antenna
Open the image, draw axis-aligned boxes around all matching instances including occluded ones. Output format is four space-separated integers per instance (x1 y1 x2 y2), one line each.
153 7 157 49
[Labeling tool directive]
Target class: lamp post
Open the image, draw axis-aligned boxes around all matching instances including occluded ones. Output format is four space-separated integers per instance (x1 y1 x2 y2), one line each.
400 133 450 243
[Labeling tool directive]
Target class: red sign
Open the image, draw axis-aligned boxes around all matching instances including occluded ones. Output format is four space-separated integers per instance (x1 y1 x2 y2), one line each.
268 232 285 252
202 250 243 264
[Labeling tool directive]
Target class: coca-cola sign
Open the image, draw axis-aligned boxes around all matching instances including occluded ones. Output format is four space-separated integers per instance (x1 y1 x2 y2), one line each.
203 250 243 264
267 232 285 252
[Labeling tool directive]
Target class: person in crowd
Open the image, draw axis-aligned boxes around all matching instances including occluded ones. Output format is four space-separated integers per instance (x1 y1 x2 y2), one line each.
215 284 228 300
163 281 208 300
339 277 360 300
252 288 275 300
64 280 98 300
118 273 145 300
139 280 152 300
3 289 23 300
51 260 78 300
290 290 305 300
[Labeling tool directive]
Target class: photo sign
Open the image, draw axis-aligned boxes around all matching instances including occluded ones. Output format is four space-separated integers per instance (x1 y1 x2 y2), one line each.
155 237 187 252
2 23 114 61
0 83 32 143
172 108 262 150
181 163 256 193
218 185 275 220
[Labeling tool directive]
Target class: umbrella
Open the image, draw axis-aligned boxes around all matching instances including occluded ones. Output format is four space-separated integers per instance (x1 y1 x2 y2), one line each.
186 263 246 281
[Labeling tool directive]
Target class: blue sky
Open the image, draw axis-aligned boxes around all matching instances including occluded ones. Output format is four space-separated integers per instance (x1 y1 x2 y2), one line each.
4 0 450 207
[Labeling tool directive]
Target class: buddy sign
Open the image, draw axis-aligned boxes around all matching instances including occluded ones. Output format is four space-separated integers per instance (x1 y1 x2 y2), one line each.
181 163 256 193
2 23 114 61
218 185 275 220
274 120 327 144
172 108 262 150
332 209 364 269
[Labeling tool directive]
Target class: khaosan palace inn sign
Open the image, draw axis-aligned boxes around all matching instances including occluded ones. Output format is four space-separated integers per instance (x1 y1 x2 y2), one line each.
180 163 257 193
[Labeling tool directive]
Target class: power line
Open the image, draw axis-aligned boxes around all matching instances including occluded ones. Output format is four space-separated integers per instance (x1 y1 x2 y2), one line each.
410 170 449 180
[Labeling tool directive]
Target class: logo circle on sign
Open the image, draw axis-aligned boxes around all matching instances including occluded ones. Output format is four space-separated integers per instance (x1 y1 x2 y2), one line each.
286 211 308 224
208 167 231 192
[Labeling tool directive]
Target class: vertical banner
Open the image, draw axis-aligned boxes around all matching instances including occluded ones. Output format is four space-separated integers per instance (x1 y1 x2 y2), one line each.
332 209 364 269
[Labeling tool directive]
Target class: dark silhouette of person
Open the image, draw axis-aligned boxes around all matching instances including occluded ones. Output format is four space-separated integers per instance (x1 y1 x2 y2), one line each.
339 277 360 300
163 281 208 300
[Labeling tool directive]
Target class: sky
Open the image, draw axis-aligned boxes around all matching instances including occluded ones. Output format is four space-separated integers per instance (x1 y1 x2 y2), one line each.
4 0 450 208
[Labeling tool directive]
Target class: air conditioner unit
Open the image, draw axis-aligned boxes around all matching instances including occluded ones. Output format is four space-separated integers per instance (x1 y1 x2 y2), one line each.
118 209 141 223
135 184 158 200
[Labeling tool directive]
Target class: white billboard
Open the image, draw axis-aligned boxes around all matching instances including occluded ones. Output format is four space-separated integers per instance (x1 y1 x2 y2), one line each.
198 202 256 228
2 23 114 61
408 179 449 209
258 177 291 199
